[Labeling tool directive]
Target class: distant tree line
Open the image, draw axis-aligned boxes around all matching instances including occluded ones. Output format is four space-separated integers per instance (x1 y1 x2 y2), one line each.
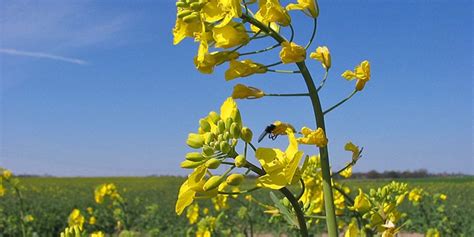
347 169 469 179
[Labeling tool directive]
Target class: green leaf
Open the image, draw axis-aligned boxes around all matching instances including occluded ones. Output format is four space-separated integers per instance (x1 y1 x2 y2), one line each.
269 192 299 228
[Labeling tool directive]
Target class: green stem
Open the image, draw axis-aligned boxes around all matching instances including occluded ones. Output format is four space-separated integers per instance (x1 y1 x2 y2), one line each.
265 93 309 97
316 70 329 92
241 12 337 237
264 61 283 68
333 162 354 177
323 90 357 115
267 69 301 74
239 43 280 56
218 187 261 195
305 18 318 49
243 161 308 237
296 61 339 237
13 185 27 237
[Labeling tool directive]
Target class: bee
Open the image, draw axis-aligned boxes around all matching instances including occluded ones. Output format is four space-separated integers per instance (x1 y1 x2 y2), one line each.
257 121 295 143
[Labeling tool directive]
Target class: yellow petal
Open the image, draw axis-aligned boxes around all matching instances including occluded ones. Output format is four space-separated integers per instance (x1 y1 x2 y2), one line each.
176 180 196 215
256 172 287 189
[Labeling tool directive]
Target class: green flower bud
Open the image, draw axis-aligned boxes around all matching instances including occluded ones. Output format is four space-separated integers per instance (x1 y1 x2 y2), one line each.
176 1 188 8
231 138 238 147
220 141 231 153
225 117 233 130
199 119 211 132
185 152 204 162
189 2 204 10
186 133 204 148
217 134 224 142
203 176 223 191
217 120 226 133
241 127 253 143
230 122 240 138
223 131 230 140
208 111 220 124
183 13 199 23
202 145 214 156
226 174 244 186
204 133 216 144
180 160 203 169
177 9 193 18
205 158 221 169
234 155 246 167
282 198 290 207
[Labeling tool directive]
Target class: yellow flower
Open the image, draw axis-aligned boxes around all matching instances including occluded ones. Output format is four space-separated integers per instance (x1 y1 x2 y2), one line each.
215 0 242 27
24 215 34 223
231 84 264 99
186 203 199 224
351 189 371 213
340 163 352 178
310 46 331 69
255 129 304 189
279 41 306 64
344 219 359 237
342 60 371 91
254 0 291 27
90 231 105 237
172 17 201 45
0 185 5 197
94 183 121 204
286 0 319 18
68 209 85 230
212 22 249 49
439 194 447 201
225 59 267 81
426 228 440 237
2 169 12 179
89 216 96 225
194 51 239 74
408 188 423 203
176 180 198 215
297 127 328 147
344 142 361 162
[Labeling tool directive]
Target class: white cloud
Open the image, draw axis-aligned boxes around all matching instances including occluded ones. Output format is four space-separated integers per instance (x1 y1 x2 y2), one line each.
0 48 87 65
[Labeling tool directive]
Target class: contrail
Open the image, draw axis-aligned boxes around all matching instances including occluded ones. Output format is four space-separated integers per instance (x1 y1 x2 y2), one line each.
0 48 88 65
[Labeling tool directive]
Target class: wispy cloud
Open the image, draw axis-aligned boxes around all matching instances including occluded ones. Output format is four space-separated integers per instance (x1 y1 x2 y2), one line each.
0 48 87 65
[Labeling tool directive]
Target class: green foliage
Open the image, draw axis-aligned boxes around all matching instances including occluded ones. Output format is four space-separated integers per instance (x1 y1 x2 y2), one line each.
0 176 472 235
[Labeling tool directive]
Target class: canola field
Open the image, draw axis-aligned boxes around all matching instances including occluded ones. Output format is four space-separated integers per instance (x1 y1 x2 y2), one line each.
1 176 472 236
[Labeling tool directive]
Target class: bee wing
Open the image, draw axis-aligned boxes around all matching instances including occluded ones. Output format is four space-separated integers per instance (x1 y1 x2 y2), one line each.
257 130 268 143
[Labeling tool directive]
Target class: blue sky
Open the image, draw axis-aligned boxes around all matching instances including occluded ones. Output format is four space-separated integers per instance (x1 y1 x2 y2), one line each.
1 0 472 176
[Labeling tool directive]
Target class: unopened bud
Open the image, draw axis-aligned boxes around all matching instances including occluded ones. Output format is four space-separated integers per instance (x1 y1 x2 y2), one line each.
204 133 216 144
203 176 223 191
217 120 226 133
208 111 220 124
199 119 211 132
186 133 204 148
205 158 221 169
185 152 204 161
202 145 214 156
220 141 231 153
177 9 192 18
223 131 230 140
180 160 203 169
176 1 187 8
230 123 240 138
183 13 199 23
226 174 244 186
234 155 246 167
225 117 233 130
241 127 253 143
